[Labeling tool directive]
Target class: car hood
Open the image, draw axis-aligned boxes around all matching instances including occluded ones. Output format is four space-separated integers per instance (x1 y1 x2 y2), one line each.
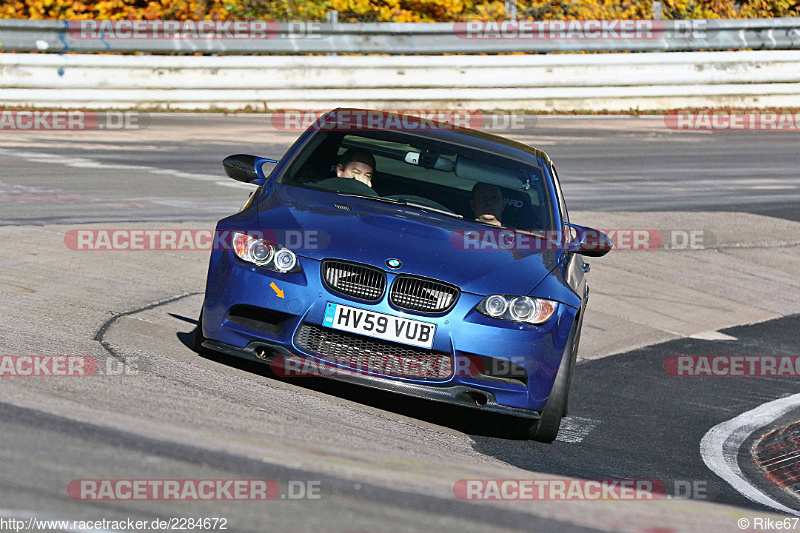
258 185 563 296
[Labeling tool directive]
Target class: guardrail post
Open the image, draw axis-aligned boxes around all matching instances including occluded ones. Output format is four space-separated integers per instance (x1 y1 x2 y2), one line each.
504 0 518 19
653 1 663 20
326 10 339 56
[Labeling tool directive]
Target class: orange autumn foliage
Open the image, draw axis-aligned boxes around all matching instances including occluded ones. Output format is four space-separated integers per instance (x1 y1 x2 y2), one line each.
1 0 797 21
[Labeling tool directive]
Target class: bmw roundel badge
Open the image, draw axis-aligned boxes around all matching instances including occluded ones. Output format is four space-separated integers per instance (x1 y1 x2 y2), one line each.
386 258 402 269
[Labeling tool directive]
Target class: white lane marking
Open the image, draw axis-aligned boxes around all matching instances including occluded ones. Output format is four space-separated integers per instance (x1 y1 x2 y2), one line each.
557 416 599 443
149 199 247 209
689 330 738 341
216 180 257 189
747 186 799 190
0 148 256 190
700 393 800 516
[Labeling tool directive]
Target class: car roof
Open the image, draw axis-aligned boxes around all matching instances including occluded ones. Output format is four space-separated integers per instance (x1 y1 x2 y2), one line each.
323 108 551 167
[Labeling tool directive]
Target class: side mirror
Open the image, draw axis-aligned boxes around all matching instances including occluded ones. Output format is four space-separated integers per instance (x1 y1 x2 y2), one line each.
222 154 278 185
566 224 612 257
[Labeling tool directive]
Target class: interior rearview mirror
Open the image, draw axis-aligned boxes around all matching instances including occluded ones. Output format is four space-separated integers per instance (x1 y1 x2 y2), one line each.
404 151 453 172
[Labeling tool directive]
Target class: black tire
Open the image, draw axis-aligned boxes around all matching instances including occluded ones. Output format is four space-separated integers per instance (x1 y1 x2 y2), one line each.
193 308 206 353
528 314 580 443
562 310 584 417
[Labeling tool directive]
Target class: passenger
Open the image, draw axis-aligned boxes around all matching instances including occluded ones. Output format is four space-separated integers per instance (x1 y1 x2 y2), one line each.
470 182 505 227
336 150 376 188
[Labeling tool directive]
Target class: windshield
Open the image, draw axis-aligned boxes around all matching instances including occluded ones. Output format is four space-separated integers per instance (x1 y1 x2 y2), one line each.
279 129 555 231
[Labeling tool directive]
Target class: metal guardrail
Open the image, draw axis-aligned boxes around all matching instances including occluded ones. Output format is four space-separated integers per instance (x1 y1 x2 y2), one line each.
2 50 800 110
0 18 799 54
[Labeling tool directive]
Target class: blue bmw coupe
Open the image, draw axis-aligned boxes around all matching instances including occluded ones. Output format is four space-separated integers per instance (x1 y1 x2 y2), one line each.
195 109 610 442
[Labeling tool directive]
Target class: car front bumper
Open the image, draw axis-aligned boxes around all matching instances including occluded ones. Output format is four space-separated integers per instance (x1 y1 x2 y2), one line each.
202 250 579 413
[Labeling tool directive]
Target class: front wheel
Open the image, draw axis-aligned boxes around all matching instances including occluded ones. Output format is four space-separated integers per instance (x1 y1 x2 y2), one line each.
527 313 580 442
193 308 206 353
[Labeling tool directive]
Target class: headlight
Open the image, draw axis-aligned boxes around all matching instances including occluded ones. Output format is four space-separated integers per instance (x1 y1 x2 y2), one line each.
484 295 508 318
477 295 558 325
509 296 536 321
273 248 297 272
232 232 300 273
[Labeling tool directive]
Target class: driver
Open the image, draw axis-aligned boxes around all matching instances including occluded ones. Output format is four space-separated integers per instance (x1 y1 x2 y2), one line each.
470 182 505 227
336 150 376 188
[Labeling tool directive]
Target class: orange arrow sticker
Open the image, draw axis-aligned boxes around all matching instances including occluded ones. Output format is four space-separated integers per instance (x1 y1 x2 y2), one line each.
270 282 285 298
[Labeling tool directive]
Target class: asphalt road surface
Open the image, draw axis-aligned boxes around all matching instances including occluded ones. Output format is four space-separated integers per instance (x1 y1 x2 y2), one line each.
2 115 799 225
1 115 799 532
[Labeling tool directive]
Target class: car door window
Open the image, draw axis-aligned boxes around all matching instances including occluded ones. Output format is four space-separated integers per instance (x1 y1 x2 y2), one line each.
550 164 569 225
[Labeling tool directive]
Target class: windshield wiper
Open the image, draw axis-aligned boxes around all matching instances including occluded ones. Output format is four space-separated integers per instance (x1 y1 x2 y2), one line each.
338 193 404 205
405 202 463 219
338 194 463 219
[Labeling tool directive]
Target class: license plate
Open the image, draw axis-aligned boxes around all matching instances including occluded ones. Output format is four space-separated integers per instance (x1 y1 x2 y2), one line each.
323 302 436 349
